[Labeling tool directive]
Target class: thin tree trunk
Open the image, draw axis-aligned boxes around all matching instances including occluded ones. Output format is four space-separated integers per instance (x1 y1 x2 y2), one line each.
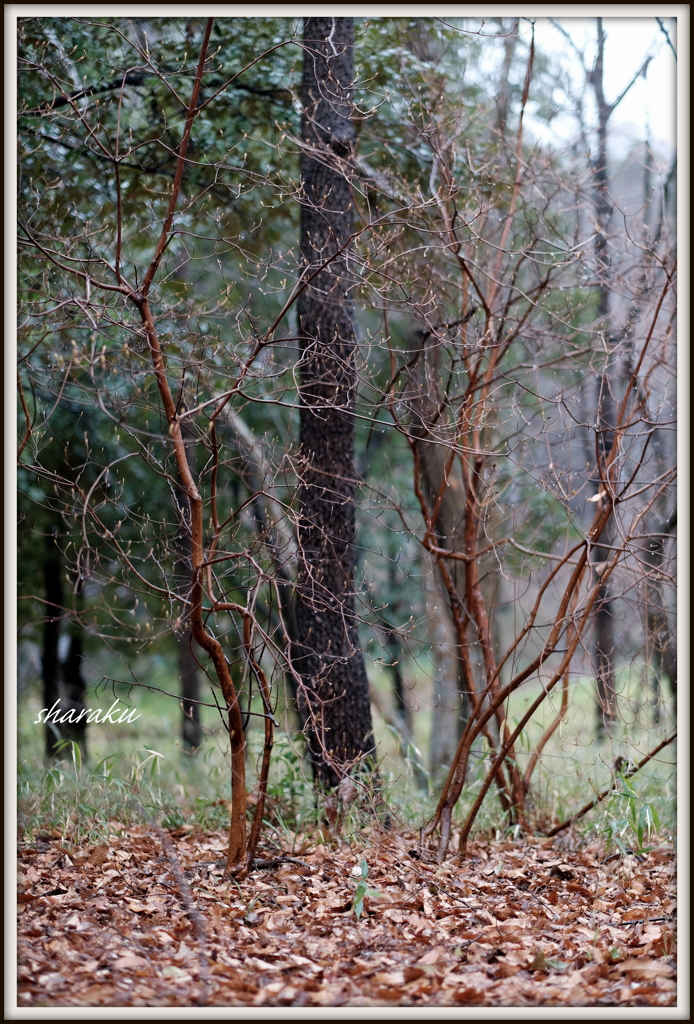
227 411 304 732
408 333 473 770
426 575 466 782
294 16 374 788
178 420 203 752
180 628 203 751
42 529 63 759
496 18 520 136
41 529 88 759
590 18 618 738
60 608 88 759
644 507 677 719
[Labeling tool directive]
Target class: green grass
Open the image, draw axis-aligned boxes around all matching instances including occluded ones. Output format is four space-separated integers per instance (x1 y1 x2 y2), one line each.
17 653 676 852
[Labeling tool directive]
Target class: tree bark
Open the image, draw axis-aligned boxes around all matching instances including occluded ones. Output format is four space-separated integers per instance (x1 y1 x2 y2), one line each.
294 16 374 788
42 529 88 759
644 507 677 719
178 420 203 752
590 18 618 737
496 18 520 136
42 529 63 759
61 612 88 759
179 628 203 751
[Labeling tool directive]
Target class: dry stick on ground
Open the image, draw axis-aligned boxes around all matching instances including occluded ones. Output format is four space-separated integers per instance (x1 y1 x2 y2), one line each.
130 805 210 1007
545 732 677 838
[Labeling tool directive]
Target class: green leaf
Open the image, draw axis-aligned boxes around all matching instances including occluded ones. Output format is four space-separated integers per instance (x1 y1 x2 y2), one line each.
618 774 638 799
352 876 382 919
639 802 657 837
614 836 629 858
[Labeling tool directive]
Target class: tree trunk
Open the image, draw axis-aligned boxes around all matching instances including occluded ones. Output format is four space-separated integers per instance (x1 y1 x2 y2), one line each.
294 16 374 788
644 507 677 719
179 628 203 751
407 332 474 768
227 411 305 733
61 613 88 759
42 529 87 759
426 577 465 784
496 18 520 136
175 412 204 752
42 530 63 759
590 18 618 738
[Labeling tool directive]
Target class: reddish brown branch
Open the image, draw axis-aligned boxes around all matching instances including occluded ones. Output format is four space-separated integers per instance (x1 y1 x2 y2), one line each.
522 668 570 794
140 19 214 297
545 732 677 838
17 372 33 459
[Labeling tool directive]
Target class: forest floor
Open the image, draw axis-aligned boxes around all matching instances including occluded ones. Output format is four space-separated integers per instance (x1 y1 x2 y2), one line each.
17 825 677 1010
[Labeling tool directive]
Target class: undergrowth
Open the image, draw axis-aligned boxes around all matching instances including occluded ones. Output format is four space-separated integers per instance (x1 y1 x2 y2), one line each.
16 670 676 852
17 729 676 857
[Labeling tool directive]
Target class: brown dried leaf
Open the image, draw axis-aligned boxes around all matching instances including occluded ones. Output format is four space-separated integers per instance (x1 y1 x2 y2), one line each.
87 846 109 868
618 958 674 980
112 954 149 969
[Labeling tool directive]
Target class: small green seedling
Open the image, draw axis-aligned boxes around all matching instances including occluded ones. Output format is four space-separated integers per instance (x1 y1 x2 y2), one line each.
352 858 382 920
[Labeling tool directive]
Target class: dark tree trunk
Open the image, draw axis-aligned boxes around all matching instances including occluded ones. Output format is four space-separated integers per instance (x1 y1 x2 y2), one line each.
61 619 88 759
294 16 374 787
178 419 203 751
42 530 63 759
42 530 88 759
179 628 203 751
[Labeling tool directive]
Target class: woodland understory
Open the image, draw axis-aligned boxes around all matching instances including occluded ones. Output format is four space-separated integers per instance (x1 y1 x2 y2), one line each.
16 13 678 1013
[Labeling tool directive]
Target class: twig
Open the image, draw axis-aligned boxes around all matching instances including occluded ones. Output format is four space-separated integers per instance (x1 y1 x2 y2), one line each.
545 732 677 837
514 882 557 920
138 813 210 1006
250 855 312 871
17 373 33 459
618 914 675 926
200 854 312 871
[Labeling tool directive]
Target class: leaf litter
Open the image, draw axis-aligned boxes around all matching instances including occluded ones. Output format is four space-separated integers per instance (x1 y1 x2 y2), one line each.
17 827 677 1008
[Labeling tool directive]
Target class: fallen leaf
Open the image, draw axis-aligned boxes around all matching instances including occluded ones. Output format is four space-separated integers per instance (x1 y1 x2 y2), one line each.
373 970 405 986
527 948 549 971
618 958 674 981
112 955 149 969
418 945 449 964
175 941 197 961
88 846 109 868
